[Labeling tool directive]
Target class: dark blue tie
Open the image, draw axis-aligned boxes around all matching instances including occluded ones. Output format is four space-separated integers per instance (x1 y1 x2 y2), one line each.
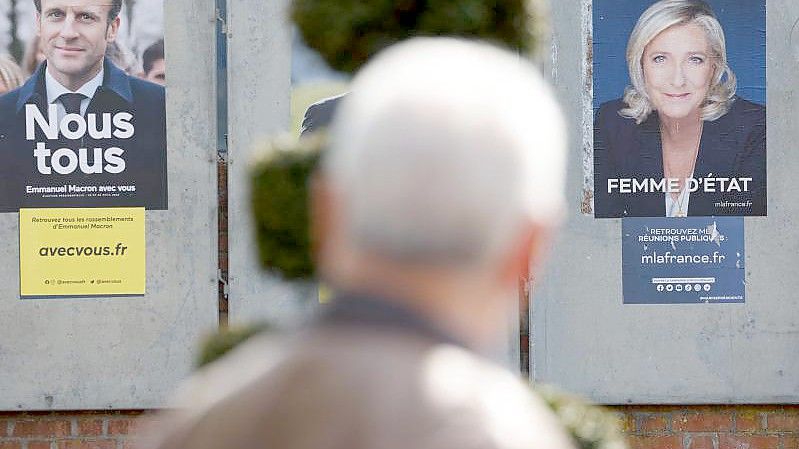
59 93 86 116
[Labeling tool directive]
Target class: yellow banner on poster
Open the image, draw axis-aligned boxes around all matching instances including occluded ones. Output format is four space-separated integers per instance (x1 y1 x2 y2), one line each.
19 208 145 297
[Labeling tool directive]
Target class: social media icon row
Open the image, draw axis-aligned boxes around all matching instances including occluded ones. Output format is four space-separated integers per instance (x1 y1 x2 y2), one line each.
656 284 711 292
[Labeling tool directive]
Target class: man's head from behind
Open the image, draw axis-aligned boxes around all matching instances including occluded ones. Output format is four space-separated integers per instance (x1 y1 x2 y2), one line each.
316 38 567 345
35 0 123 90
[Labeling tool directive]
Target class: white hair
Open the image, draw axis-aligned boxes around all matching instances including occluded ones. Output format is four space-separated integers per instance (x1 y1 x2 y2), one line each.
324 37 567 268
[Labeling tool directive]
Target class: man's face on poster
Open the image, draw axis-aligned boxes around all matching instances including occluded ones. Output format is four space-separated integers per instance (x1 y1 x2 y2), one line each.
36 0 120 89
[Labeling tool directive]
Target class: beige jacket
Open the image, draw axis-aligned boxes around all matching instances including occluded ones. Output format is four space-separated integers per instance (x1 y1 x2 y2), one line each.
145 326 576 449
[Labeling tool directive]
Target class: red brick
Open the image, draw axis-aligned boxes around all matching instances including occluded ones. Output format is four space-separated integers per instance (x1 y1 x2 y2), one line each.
628 435 683 449
58 440 116 449
675 413 734 432
719 435 780 449
0 442 22 449
641 415 670 433
686 435 715 449
75 420 104 437
623 406 681 415
27 441 54 449
783 436 799 449
107 419 133 436
616 412 636 434
765 413 799 432
687 406 728 413
12 420 71 437
120 440 139 449
736 412 763 432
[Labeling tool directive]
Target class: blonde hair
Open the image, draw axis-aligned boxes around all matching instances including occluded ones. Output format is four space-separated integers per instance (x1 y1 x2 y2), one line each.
620 0 736 124
0 55 25 93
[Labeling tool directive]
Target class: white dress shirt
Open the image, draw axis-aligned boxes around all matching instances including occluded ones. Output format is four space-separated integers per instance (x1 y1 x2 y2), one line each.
45 67 104 120
665 175 692 217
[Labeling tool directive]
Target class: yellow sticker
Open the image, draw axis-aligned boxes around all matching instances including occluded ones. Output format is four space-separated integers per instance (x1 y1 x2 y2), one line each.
318 283 332 304
19 208 145 297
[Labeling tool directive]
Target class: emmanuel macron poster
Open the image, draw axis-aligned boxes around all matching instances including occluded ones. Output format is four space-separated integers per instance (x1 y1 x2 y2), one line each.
0 0 167 211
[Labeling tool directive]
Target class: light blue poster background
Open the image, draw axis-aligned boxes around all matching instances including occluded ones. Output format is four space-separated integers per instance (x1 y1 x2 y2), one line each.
622 217 745 304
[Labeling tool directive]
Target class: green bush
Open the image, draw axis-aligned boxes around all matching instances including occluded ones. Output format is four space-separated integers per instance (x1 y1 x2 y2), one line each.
535 384 629 449
196 322 272 368
292 0 539 74
250 135 324 280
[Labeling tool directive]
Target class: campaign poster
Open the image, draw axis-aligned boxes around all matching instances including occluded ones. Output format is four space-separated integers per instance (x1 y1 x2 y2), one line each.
622 217 744 304
592 0 766 218
0 0 167 211
19 207 145 297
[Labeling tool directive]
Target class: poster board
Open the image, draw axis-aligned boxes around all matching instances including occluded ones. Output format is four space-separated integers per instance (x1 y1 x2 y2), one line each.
532 0 799 403
0 0 218 409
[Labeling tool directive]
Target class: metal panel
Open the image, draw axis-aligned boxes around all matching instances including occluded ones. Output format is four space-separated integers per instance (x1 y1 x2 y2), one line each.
533 0 799 403
0 0 219 410
225 0 317 326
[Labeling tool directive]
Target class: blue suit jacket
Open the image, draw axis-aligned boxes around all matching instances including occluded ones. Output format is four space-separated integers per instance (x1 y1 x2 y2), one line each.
593 97 766 218
0 58 167 211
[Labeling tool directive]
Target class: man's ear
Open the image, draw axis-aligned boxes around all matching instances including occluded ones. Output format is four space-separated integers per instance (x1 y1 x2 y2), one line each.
35 13 41 37
106 16 120 41
309 172 333 263
499 222 553 288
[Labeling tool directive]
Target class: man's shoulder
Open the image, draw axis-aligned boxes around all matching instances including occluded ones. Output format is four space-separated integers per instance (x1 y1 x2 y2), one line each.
321 334 575 448
0 88 26 128
0 86 23 109
307 93 345 113
102 57 165 103
301 93 346 136
113 75 165 121
127 75 166 101
148 331 575 449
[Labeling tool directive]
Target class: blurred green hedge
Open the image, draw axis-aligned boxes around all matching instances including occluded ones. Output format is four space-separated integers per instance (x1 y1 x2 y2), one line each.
250 135 324 280
292 0 540 74
196 322 273 368
537 384 629 449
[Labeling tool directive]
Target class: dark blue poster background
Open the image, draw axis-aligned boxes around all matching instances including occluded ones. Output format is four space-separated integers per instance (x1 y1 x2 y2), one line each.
622 217 745 304
593 0 766 111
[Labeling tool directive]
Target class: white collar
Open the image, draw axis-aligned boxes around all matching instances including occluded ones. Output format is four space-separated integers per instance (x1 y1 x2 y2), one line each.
45 66 104 105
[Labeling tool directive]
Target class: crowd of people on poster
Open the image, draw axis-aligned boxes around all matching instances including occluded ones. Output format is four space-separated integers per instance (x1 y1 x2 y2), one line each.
0 0 167 212
593 0 766 219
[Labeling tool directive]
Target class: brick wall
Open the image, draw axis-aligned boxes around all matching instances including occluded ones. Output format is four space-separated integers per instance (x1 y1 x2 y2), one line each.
2 406 796 448
610 405 799 449
0 411 144 449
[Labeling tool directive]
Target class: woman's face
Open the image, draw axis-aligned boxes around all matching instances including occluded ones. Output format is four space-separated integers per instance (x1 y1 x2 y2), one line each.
642 22 714 121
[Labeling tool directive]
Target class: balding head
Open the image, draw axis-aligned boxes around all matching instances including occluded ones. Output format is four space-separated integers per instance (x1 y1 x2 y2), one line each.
322 38 566 274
